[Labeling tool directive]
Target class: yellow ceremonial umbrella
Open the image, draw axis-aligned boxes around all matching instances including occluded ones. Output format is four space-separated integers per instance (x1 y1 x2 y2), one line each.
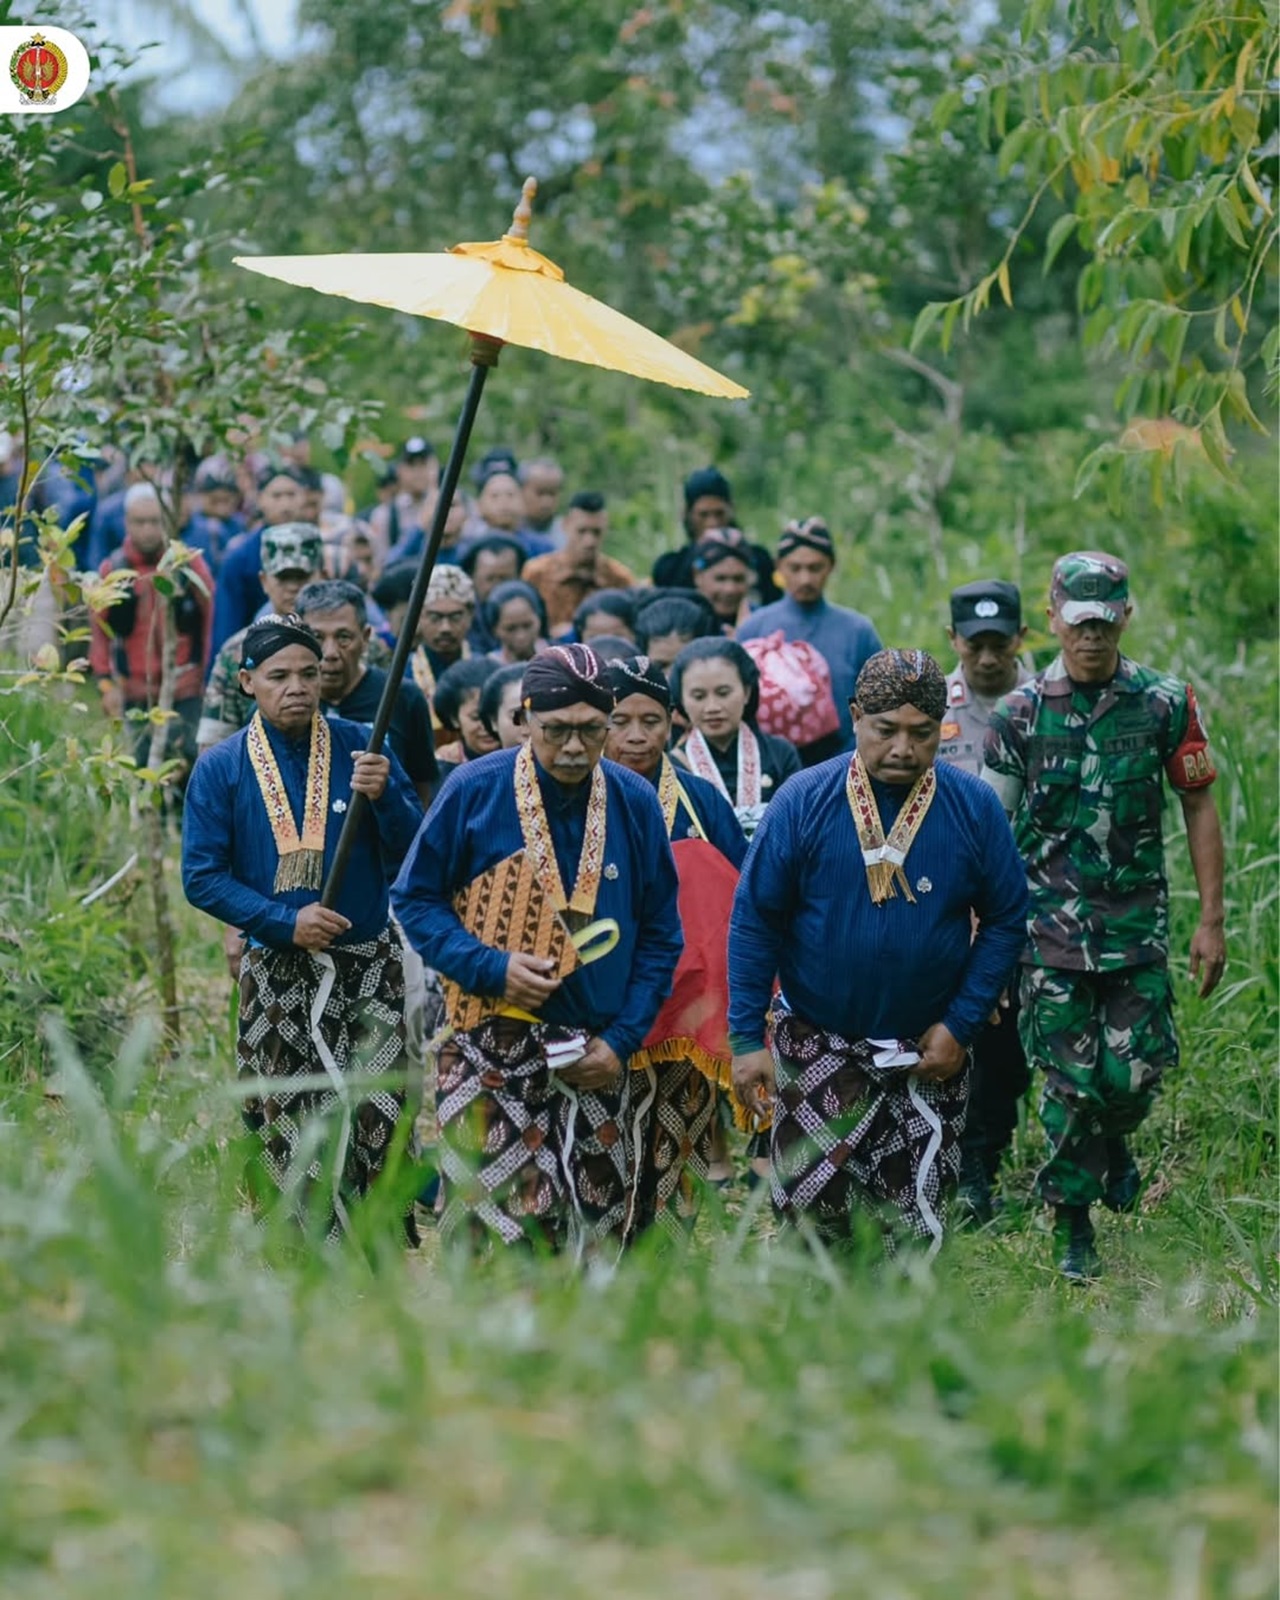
237 179 747 400
234 178 748 901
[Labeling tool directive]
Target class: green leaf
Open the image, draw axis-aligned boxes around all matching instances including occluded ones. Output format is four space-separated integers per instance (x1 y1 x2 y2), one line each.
1073 441 1121 499
940 297 962 354
81 191 103 212
1043 213 1078 275
107 162 128 200
909 300 947 353
1214 195 1247 249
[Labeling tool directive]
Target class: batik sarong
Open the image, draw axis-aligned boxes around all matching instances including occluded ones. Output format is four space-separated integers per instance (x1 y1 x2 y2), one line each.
770 1006 969 1256
630 1056 716 1241
237 931 407 1240
436 1015 644 1253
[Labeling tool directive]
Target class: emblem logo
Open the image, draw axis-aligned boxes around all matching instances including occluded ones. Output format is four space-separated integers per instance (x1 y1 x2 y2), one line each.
915 876 933 894
974 598 999 618
1076 574 1103 599
332 798 347 814
10 33 68 105
603 862 619 880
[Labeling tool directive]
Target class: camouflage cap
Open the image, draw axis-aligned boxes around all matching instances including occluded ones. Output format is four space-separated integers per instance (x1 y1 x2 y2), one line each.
260 521 325 577
1050 550 1129 624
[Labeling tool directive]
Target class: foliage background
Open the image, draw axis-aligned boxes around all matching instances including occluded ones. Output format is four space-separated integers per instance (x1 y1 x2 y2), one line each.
0 2 1275 1595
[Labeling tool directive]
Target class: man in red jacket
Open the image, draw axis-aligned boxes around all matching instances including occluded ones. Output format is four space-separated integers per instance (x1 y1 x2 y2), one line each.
89 482 215 775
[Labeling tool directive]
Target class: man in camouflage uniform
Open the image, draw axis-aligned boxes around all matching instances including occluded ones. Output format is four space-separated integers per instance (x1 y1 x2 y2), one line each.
982 552 1225 1281
938 579 1032 1223
197 522 327 753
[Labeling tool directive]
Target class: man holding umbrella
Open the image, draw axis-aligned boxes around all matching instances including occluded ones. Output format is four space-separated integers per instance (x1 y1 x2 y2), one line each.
182 614 424 1240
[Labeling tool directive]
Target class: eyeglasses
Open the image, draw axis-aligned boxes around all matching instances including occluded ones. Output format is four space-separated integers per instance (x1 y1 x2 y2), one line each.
528 714 609 746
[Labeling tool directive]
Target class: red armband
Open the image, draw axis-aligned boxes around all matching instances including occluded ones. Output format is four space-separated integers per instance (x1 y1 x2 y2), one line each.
1165 683 1216 791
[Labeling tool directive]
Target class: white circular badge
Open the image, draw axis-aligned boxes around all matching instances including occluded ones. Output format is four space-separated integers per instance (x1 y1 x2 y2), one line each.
0 27 90 114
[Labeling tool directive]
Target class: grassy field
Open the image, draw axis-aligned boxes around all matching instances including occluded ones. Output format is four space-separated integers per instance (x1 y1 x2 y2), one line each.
0 632 1276 1598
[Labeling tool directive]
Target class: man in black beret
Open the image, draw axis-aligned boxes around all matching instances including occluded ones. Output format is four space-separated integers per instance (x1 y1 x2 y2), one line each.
392 644 683 1255
183 614 423 1241
730 648 1027 1258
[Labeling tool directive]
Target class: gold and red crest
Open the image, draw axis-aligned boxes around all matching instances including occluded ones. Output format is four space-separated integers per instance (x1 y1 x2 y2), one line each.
10 33 68 105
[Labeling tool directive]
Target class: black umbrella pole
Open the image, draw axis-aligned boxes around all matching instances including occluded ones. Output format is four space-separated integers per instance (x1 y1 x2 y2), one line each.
320 335 502 908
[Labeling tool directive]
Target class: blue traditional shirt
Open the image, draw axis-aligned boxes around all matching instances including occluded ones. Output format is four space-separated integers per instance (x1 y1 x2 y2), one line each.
391 750 683 1062
728 756 1027 1050
210 527 267 661
735 596 883 748
183 713 423 948
659 763 748 868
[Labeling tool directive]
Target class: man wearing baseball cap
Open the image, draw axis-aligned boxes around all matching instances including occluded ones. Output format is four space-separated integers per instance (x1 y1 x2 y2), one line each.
982 551 1226 1281
199 522 327 755
938 579 1032 1223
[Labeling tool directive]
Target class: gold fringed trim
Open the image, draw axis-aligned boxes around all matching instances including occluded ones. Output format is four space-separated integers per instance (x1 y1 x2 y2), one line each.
272 848 324 893
631 1036 772 1133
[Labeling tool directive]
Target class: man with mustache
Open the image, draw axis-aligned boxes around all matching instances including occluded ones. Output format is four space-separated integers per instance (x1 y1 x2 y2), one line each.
392 645 682 1254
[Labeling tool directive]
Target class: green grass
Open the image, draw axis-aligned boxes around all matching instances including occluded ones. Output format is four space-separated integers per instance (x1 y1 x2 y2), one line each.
0 650 1276 1599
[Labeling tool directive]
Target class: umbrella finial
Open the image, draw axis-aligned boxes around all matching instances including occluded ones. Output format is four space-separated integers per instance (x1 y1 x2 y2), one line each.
506 176 538 243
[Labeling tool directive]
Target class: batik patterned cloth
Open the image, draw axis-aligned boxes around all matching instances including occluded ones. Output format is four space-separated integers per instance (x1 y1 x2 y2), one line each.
631 1056 716 1242
769 1006 969 1255
237 932 407 1240
436 1016 644 1253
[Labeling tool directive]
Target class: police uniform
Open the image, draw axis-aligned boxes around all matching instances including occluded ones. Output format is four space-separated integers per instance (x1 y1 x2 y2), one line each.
939 580 1032 1205
982 554 1217 1216
939 664 1032 775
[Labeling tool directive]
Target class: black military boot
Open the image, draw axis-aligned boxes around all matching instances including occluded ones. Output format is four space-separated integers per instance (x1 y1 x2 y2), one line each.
1101 1137 1141 1213
1053 1205 1101 1283
954 1145 994 1228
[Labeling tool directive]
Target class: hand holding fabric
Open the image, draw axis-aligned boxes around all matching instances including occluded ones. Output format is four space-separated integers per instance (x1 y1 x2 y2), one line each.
914 1022 966 1084
557 1035 622 1091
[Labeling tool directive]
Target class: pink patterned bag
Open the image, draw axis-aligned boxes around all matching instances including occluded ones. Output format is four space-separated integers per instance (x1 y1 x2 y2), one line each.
741 630 840 748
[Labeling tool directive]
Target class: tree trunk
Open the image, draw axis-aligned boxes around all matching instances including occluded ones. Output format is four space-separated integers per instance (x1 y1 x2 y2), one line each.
143 598 181 1047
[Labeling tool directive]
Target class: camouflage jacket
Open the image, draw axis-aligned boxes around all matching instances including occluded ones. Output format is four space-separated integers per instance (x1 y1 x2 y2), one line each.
197 626 256 750
981 653 1215 972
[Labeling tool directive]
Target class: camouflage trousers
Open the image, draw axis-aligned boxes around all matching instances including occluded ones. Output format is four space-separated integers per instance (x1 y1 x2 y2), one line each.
1018 963 1178 1207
